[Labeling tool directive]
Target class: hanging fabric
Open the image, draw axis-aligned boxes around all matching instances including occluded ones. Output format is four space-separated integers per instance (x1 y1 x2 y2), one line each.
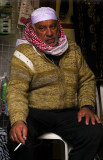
59 0 69 21
18 0 34 25
73 0 103 77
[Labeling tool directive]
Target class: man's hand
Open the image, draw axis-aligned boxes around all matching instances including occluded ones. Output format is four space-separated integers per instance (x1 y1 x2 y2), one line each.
10 121 27 144
78 107 101 125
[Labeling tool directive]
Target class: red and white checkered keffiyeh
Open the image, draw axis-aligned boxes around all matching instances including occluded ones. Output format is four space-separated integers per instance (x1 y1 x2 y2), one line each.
17 19 68 56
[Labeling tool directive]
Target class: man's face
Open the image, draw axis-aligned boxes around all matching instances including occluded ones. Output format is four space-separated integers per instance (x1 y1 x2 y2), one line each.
34 20 58 47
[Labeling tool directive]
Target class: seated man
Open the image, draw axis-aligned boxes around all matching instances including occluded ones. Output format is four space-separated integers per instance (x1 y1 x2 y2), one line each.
6 7 103 160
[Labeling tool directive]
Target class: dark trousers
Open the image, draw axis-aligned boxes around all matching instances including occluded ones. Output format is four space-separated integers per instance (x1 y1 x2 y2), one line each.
7 107 103 160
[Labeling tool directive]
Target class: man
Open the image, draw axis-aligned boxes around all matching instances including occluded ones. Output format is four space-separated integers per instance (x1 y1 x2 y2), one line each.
6 7 103 160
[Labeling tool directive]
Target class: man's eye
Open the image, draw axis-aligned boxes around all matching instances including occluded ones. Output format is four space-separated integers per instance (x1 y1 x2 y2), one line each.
38 26 46 31
50 24 57 29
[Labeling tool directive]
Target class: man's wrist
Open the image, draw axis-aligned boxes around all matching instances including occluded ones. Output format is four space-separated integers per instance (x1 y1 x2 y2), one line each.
13 120 27 126
81 105 95 113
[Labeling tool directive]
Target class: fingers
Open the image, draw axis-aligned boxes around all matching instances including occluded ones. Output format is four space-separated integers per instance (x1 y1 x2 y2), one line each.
14 128 25 144
86 114 95 125
78 112 84 123
10 121 27 144
85 113 101 125
78 112 91 125
78 107 102 126
22 127 27 141
10 132 22 144
85 114 90 125
94 114 102 124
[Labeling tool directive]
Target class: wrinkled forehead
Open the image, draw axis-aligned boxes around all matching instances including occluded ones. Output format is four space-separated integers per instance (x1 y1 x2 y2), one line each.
31 7 57 25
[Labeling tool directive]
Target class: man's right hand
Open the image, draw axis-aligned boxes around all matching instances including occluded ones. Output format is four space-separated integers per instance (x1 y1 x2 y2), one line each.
10 121 27 144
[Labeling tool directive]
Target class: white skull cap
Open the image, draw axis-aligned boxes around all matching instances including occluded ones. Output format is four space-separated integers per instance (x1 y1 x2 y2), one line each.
31 7 57 24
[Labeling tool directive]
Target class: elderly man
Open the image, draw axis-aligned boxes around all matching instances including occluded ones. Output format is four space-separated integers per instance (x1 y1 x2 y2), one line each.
6 7 103 160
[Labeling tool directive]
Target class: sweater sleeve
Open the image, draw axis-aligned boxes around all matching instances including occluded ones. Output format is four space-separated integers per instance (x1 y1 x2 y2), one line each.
76 45 96 109
6 46 34 126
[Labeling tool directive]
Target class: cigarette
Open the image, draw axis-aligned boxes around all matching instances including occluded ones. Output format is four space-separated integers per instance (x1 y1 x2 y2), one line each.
14 143 22 151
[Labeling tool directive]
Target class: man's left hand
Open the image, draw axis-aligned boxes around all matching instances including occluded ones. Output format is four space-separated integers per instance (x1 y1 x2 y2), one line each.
78 107 102 125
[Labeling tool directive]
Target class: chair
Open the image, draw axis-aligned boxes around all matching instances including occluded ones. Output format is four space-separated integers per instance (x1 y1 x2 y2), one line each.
38 88 101 160
38 133 70 160
39 132 100 160
96 84 103 121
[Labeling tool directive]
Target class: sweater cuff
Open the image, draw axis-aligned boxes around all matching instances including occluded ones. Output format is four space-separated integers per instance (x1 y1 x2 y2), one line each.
81 105 95 113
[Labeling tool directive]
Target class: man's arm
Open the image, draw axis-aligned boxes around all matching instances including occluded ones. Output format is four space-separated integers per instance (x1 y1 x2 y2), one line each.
6 45 33 143
76 44 101 124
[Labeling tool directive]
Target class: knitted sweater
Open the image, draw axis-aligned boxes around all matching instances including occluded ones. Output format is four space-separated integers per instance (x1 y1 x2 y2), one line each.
6 40 96 126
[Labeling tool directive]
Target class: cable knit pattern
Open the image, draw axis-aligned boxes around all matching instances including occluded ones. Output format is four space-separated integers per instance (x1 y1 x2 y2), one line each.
6 40 96 126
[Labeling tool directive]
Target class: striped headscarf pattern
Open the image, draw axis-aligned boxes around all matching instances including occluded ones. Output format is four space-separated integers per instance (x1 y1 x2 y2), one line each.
21 19 68 55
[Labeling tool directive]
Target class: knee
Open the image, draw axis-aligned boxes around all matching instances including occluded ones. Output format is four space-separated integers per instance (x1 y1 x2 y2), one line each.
88 123 103 141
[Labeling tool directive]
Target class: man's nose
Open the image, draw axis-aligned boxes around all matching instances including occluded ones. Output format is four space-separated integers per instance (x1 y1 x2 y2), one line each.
46 28 53 36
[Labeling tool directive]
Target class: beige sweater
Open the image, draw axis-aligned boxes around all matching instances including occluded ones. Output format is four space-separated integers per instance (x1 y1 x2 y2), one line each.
6 40 96 126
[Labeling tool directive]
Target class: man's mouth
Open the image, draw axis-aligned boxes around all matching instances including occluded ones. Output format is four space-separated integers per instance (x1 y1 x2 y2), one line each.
46 38 55 44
